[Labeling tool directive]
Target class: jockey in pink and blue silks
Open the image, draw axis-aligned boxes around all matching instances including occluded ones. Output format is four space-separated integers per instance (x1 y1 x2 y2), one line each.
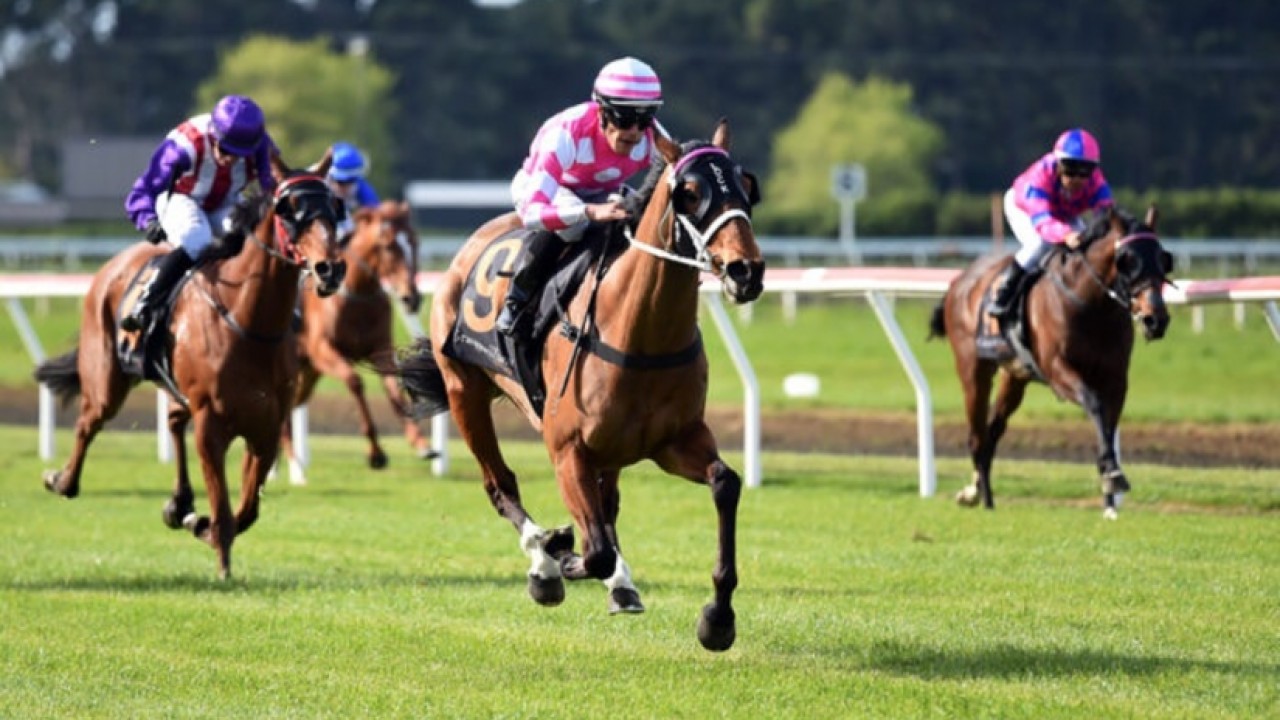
121 95 277 332
495 56 669 337
989 128 1115 319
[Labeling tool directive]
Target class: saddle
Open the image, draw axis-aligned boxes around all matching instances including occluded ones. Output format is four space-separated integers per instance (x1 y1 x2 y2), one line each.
441 225 626 417
116 257 198 402
976 270 1044 382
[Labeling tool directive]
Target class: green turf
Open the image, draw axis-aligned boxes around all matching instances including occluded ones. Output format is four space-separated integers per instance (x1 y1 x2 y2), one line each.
3 293 1278 425
2 426 1277 718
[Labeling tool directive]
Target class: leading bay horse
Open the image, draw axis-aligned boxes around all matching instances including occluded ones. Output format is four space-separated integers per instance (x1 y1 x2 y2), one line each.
34 151 346 578
280 199 433 485
398 120 764 651
929 205 1173 517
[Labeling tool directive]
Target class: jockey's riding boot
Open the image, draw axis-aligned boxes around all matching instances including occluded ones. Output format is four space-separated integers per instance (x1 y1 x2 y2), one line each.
987 262 1028 319
496 230 564 337
121 249 196 332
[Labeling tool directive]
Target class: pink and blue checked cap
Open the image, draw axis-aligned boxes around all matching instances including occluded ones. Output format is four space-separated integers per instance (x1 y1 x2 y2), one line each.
592 57 663 106
1053 128 1101 164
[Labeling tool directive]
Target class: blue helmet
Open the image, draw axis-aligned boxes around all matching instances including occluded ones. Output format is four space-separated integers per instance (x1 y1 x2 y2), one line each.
211 95 266 156
330 142 368 182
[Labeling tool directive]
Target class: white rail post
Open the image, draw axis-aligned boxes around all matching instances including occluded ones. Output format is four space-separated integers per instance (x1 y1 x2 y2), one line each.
156 391 172 462
865 291 936 497
702 292 761 488
6 298 55 459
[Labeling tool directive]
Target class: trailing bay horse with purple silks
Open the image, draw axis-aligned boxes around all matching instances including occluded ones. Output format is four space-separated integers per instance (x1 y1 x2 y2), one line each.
398 120 764 651
34 150 346 578
929 205 1173 518
280 199 434 485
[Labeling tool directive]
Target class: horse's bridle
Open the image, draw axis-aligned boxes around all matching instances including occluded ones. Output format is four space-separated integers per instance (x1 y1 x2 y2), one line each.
1075 231 1170 312
262 174 341 266
624 147 756 276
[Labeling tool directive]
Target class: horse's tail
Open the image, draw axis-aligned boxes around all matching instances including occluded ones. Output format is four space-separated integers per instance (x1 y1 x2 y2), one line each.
33 349 82 408
927 301 947 340
397 337 450 417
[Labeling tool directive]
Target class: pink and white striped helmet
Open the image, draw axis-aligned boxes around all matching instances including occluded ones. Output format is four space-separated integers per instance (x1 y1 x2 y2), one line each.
592 57 663 108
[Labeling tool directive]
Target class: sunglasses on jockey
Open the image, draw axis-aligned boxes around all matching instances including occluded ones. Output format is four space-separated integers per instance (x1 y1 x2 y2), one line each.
1059 159 1097 178
601 103 658 131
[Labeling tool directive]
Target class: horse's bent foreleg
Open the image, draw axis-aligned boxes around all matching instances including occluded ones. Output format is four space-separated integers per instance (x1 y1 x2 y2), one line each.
191 410 235 579
320 345 388 469
162 404 196 530
653 422 738 652
233 436 277 537
1080 384 1129 518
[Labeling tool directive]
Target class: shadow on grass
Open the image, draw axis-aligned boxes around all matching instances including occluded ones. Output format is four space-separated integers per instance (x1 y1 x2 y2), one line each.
5 570 519 595
864 639 1277 680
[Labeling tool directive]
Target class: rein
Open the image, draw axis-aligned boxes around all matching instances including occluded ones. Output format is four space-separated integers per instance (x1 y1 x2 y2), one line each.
1069 231 1163 311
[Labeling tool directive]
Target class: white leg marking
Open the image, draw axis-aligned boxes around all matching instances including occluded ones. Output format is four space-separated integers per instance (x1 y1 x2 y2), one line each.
520 518 561 579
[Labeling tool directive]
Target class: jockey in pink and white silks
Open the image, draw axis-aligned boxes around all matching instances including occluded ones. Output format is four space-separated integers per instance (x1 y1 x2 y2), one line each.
121 95 277 332
495 56 669 337
989 128 1115 319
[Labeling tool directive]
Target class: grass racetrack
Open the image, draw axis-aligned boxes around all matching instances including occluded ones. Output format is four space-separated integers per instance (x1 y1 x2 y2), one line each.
2 289 1278 717
2 426 1277 718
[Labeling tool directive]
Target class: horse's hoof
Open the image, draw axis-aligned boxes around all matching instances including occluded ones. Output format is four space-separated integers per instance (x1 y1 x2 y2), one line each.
161 499 191 530
608 587 645 615
697 603 736 652
1102 472 1130 495
369 451 388 470
1102 506 1119 521
42 469 78 498
955 486 979 507
527 573 565 607
415 446 439 460
543 525 576 560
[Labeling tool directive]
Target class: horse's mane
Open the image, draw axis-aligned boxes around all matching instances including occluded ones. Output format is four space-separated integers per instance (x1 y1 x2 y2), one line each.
1078 205 1141 250
629 139 712 220
211 194 271 259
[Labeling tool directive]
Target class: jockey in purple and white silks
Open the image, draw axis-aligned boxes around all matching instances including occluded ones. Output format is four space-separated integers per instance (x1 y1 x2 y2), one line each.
989 128 1116 319
121 95 277 332
495 56 669 338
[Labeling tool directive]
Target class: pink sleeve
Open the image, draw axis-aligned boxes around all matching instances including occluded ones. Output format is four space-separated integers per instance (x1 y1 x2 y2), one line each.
515 120 585 232
1014 158 1073 244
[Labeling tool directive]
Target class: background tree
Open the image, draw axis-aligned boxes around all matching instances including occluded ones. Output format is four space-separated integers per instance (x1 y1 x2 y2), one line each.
762 73 943 235
194 35 397 193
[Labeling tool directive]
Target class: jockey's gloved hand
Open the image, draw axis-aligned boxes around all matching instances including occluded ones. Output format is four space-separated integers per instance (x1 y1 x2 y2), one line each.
144 219 167 244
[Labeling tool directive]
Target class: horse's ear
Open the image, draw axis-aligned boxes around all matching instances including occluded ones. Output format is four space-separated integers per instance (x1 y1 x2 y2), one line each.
656 133 682 165
1107 205 1126 234
711 117 732 152
269 151 289 184
313 145 334 179
1144 204 1159 232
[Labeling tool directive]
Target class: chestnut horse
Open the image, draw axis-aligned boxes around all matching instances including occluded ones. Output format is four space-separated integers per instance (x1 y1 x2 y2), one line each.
34 152 346 578
929 206 1172 517
280 199 433 484
398 120 764 651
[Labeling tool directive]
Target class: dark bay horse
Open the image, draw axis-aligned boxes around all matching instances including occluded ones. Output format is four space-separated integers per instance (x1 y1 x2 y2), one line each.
398 120 764 651
280 199 432 484
35 152 346 578
929 206 1172 517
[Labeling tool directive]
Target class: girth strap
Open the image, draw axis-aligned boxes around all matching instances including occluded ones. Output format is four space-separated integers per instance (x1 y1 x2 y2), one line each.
559 321 703 370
